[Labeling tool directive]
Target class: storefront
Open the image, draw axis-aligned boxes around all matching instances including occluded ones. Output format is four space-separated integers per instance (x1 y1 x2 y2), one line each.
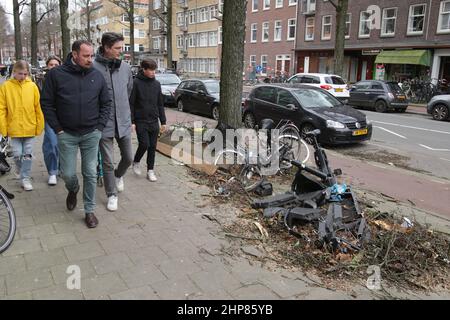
374 49 432 82
431 49 450 84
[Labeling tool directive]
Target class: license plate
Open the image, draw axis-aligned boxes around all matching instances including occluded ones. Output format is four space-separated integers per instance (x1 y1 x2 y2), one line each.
397 95 405 100
352 129 368 136
335 88 343 92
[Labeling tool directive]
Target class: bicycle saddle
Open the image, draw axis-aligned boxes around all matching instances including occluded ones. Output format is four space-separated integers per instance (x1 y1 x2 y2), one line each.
305 129 321 137
260 119 275 130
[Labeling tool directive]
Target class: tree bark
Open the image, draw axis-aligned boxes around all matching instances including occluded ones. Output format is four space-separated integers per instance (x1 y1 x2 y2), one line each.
86 0 92 42
31 0 38 67
13 0 23 60
129 0 135 64
333 0 348 78
166 0 172 69
59 0 71 59
219 0 246 129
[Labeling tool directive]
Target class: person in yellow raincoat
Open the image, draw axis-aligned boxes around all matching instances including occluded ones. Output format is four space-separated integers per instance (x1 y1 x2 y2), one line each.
0 60 44 191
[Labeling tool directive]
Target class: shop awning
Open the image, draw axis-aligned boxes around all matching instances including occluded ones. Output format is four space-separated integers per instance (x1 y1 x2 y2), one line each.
374 49 432 66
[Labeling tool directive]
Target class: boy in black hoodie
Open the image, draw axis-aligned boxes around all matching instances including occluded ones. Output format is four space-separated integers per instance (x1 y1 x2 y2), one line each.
129 59 166 181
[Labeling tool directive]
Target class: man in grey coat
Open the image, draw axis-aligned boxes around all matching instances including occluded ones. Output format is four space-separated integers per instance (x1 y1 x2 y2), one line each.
93 32 133 211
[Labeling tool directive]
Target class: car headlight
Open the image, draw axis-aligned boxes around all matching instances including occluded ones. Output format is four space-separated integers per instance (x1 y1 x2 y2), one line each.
162 89 172 96
326 120 345 129
366 117 372 125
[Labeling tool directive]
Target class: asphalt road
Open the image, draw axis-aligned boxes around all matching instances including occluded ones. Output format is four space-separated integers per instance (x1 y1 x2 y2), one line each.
330 109 450 180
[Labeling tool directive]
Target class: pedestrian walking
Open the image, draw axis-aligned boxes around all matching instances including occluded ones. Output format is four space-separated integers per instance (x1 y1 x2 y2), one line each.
41 56 62 186
0 60 45 191
130 59 166 182
93 32 133 212
41 40 112 228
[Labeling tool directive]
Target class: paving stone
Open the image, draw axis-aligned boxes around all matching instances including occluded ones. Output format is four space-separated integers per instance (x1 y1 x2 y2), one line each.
99 236 140 255
0 277 5 297
158 240 200 260
0 255 27 276
24 249 68 270
6 269 54 295
155 258 202 280
229 284 280 300
127 246 170 266
74 227 115 243
81 273 128 300
19 223 56 240
15 216 35 228
259 276 309 298
63 241 106 262
90 252 134 275
32 212 71 225
32 284 84 300
2 238 42 257
150 276 201 300
53 221 87 234
188 268 243 294
118 263 167 288
109 286 160 300
40 233 78 251
0 291 33 300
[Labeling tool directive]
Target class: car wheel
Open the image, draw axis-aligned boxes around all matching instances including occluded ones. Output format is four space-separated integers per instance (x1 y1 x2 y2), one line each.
301 123 315 144
432 104 449 121
398 108 407 113
243 112 256 128
177 99 184 112
211 104 220 120
374 100 387 113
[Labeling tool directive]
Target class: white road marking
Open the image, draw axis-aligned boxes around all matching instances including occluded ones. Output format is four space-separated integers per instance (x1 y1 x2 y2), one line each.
371 121 450 135
374 126 407 139
419 144 450 152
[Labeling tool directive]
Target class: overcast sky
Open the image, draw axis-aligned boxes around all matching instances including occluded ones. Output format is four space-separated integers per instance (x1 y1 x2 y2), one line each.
0 0 77 24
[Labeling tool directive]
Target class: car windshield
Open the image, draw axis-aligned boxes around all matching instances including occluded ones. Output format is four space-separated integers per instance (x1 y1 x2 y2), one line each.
325 76 346 85
387 82 403 93
156 74 181 85
205 82 220 93
292 88 342 108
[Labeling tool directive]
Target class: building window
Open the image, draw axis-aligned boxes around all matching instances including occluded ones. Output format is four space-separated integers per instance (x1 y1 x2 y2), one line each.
407 4 426 35
305 17 314 41
209 59 217 74
261 55 268 74
287 18 296 40
276 0 283 8
153 0 161 10
124 44 131 51
252 0 259 12
199 32 208 47
262 22 269 42
135 15 144 24
274 20 282 41
122 14 130 22
345 13 351 39
153 37 160 50
218 27 222 44
264 0 270 10
321 15 332 40
153 18 161 30
177 13 185 26
289 0 297 5
381 8 397 36
209 31 217 46
122 28 130 37
176 35 184 48
250 55 256 67
139 44 144 52
189 10 196 24
188 34 196 47
209 5 218 20
198 7 208 22
359 11 371 38
437 0 450 33
251 23 257 42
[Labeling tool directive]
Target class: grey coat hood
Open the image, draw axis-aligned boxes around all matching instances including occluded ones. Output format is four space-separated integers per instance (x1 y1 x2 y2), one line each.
93 51 133 138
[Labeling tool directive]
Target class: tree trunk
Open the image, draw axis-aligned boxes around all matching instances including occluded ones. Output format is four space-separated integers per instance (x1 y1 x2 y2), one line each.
166 0 172 69
129 0 135 64
86 0 91 42
333 0 348 78
59 0 71 59
31 0 38 67
13 0 23 60
219 0 246 129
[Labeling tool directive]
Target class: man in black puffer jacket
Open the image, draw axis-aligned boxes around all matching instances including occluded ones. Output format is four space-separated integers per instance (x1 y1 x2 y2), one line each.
130 59 166 182
41 40 112 229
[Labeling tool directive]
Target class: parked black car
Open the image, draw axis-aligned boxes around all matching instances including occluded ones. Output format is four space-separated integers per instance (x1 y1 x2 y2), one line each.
427 94 450 121
347 80 408 113
243 84 372 145
174 79 221 120
155 73 181 107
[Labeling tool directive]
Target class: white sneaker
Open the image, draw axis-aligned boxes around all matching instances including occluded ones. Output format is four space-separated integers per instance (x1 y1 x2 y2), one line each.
116 176 124 192
147 170 157 182
107 195 118 211
48 175 57 186
22 179 33 191
132 162 141 176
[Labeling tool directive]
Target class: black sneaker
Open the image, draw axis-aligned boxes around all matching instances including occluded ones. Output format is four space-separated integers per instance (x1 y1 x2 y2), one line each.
85 213 98 228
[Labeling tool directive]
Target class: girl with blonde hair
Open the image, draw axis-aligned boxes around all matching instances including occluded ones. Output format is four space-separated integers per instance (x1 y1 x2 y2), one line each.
0 60 45 191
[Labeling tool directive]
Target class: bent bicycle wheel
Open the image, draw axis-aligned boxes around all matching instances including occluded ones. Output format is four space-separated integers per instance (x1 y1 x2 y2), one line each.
0 189 16 254
238 164 264 192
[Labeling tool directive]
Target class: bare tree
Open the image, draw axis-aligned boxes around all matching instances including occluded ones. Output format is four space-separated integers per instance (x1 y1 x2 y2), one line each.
30 0 55 67
59 0 70 58
76 0 95 42
219 0 246 128
13 0 28 60
110 0 135 64
328 0 349 78
0 4 12 63
148 0 172 69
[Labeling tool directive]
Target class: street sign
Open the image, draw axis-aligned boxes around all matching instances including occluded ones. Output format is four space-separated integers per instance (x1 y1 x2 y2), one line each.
255 65 262 73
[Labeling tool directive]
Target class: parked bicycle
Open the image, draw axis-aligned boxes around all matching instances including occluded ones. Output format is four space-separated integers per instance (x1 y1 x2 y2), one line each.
0 135 16 254
214 119 310 192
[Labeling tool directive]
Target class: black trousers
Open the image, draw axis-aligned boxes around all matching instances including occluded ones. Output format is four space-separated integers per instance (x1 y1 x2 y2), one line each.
134 122 160 171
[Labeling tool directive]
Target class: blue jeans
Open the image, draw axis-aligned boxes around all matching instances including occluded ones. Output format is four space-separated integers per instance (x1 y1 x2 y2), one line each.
10 137 35 180
42 123 59 176
57 130 102 214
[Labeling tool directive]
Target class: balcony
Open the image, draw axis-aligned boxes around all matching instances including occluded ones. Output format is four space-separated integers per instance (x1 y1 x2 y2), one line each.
180 26 188 33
